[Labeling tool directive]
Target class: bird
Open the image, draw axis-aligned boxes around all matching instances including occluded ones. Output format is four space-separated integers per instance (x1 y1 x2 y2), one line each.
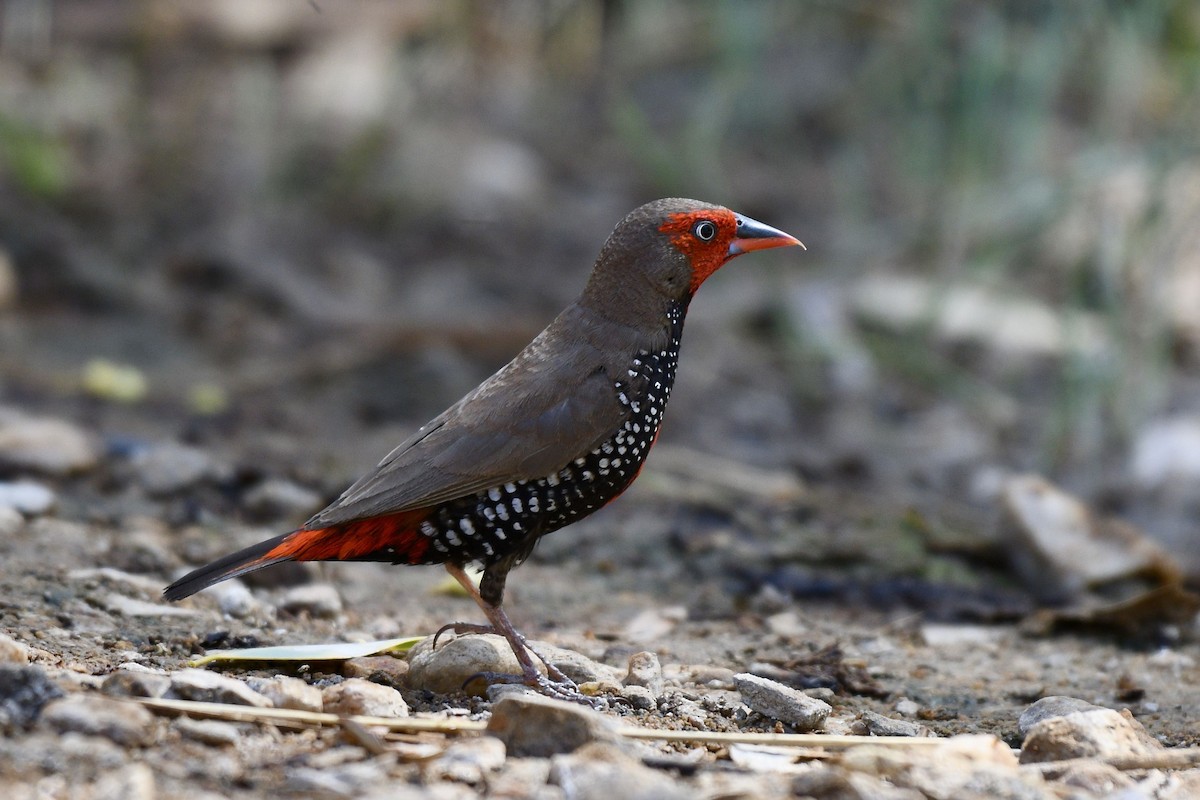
165 198 803 700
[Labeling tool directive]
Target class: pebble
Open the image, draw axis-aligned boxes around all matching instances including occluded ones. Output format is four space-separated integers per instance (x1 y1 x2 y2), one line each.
549 741 692 800
278 583 343 618
486 693 625 758
0 632 30 664
620 684 656 710
0 506 22 536
166 669 273 707
0 409 98 475
1131 416 1200 488
286 760 392 797
92 763 157 800
1020 707 1163 763
427 736 507 783
894 697 922 718
624 651 664 697
130 441 219 495
406 634 525 695
241 477 323 519
733 673 831 731
1017 696 1104 737
247 676 323 713
0 664 64 731
853 709 934 738
173 716 242 746
322 678 408 717
0 479 56 515
206 580 261 619
534 641 620 686
101 669 171 699
41 693 157 746
342 655 410 685
1001 474 1173 603
842 734 1038 800
102 593 203 618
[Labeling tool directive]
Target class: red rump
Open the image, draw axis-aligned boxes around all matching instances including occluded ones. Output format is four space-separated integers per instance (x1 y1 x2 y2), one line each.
265 509 432 564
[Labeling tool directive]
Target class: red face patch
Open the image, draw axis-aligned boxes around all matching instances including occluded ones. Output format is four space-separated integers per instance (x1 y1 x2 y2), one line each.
659 209 740 293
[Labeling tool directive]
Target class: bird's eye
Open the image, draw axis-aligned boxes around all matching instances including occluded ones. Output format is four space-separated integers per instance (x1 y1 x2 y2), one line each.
693 220 717 241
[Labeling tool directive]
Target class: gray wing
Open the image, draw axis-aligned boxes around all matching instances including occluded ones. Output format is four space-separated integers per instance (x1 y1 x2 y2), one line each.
303 355 625 529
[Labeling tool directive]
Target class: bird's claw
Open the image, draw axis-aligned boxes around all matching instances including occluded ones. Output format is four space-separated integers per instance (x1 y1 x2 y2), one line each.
432 621 495 650
464 670 606 708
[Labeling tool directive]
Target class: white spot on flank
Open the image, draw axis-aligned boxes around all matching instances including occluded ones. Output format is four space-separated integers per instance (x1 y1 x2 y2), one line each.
511 497 523 513
460 518 475 535
488 488 501 502
504 482 516 493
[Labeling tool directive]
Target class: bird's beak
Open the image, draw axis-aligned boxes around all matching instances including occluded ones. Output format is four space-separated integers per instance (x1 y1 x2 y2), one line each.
729 213 805 257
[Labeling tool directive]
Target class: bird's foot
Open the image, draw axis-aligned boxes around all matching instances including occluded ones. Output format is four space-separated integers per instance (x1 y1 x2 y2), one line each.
432 621 494 649
467 670 606 708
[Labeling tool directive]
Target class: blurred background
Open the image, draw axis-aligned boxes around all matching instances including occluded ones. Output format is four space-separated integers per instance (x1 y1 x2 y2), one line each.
1 0 1198 613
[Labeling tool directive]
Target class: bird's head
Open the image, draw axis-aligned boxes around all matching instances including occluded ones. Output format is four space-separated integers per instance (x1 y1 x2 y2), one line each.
583 198 803 314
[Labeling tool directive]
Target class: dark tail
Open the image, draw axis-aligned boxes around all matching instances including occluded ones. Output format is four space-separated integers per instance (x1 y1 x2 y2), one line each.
163 531 295 601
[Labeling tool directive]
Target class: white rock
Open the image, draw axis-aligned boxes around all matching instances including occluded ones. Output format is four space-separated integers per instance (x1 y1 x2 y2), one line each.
487 694 624 758
0 506 21 536
1131 417 1200 488
1001 473 1176 602
167 669 273 707
0 480 55 515
91 763 156 800
174 716 242 746
427 736 507 783
131 442 218 495
322 678 408 717
102 594 203 618
734 673 830 731
0 632 30 664
241 478 322 518
406 634 525 695
206 581 260 619
549 742 691 800
623 651 664 698
41 694 157 746
1020 707 1162 763
278 583 343 619
247 676 322 713
0 409 98 475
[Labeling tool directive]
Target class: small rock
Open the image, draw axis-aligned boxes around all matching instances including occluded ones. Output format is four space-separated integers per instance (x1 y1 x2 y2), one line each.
734 673 831 731
792 767 924 800
841 734 1031 799
1017 696 1104 737
242 478 323 519
659 692 710 727
0 479 56 515
486 693 625 758
624 651 664 697
247 676 322 713
533 641 620 685
92 764 157 800
173 716 242 746
620 684 656 710
894 698 921 718
688 665 736 688
1001 474 1177 603
130 442 218 495
41 693 157 746
0 664 64 731
0 410 98 475
207 581 261 619
427 736 506 783
101 669 171 699
622 606 686 642
322 678 408 717
0 506 22 536
342 655 409 685
1131 416 1200 488
0 632 30 664
1020 707 1163 763
278 583 343 618
286 760 391 797
549 742 691 800
853 709 934 738
167 669 272 707
1031 761 1134 795
406 634 524 695
103 593 203 618
920 624 1008 647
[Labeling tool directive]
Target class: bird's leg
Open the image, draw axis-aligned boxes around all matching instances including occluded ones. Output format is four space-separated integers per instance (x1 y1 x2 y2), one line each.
442 563 582 697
